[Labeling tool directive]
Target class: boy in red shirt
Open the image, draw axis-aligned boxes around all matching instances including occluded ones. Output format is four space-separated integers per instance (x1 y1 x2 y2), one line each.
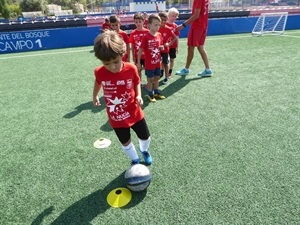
158 11 178 84
129 12 149 79
137 14 165 103
143 12 149 29
93 30 152 165
109 15 130 62
176 0 212 77
101 18 111 33
166 8 180 79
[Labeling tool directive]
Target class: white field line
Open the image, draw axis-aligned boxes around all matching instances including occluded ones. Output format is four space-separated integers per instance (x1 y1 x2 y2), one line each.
0 32 299 60
282 34 300 38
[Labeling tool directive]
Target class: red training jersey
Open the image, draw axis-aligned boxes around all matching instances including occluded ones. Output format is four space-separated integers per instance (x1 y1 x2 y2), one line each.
166 22 180 48
139 32 163 70
94 62 144 128
129 28 149 60
117 30 130 61
158 25 176 53
143 19 148 29
191 0 209 29
101 22 111 32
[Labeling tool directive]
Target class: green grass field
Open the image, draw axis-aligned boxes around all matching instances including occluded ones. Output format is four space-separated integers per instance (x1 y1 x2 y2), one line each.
1 31 300 225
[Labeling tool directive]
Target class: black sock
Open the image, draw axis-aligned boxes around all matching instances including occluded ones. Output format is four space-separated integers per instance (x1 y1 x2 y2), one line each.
169 69 172 75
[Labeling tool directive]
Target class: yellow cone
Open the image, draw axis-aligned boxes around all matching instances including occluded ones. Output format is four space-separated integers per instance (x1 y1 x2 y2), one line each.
107 188 132 208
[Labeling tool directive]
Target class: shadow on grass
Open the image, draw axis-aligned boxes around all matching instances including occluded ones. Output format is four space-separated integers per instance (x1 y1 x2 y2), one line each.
161 75 203 98
63 97 105 119
100 120 113 132
31 172 147 225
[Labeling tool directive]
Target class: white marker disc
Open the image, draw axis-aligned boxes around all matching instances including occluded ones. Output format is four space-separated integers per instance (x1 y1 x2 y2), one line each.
93 138 111 149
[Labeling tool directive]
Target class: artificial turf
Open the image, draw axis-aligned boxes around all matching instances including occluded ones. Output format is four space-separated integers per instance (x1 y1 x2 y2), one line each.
0 31 300 224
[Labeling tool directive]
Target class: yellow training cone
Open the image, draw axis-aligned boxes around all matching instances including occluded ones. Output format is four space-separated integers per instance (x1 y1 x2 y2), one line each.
107 188 132 208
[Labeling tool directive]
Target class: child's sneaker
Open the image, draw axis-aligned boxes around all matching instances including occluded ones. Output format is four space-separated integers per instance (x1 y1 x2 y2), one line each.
147 95 156 102
141 151 152 165
162 78 168 84
198 69 212 77
154 93 166 100
167 74 171 79
175 68 190 76
131 158 140 165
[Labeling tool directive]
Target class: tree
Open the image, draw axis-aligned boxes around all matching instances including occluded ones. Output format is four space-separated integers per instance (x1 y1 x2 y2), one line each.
19 0 42 12
7 3 21 16
0 0 10 18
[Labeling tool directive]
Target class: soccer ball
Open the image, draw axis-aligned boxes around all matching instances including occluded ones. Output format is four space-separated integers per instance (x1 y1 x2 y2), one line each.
124 164 151 192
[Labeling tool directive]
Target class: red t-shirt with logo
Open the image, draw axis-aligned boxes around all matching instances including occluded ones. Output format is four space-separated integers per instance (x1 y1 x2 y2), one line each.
117 30 130 61
166 22 179 48
158 25 176 53
139 32 163 70
191 0 209 29
94 62 144 128
129 28 149 60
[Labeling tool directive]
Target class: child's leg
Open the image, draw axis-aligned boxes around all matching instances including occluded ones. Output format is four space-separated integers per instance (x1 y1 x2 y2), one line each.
114 128 140 163
169 48 176 77
153 76 159 90
132 118 151 152
164 63 169 79
169 58 174 77
132 118 152 165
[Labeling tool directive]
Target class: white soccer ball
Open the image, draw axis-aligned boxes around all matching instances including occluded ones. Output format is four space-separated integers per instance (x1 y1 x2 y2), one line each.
124 164 151 192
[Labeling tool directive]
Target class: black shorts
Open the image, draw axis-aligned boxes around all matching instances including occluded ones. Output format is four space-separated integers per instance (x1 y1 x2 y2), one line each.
169 48 176 59
113 118 150 144
161 52 169 65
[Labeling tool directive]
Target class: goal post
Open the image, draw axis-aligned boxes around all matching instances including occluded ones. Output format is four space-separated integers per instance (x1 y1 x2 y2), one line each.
252 12 288 36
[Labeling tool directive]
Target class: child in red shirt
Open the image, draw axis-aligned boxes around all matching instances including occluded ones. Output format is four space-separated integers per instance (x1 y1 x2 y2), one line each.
158 11 178 84
101 18 111 33
109 15 130 62
129 12 149 79
166 8 180 79
137 14 166 103
93 30 152 165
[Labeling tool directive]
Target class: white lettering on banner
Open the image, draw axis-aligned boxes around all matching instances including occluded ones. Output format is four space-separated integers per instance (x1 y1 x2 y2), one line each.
0 39 43 52
0 34 11 40
0 30 50 52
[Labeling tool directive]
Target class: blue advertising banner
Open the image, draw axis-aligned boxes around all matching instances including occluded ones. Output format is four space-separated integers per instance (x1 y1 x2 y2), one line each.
0 26 100 54
1 14 299 54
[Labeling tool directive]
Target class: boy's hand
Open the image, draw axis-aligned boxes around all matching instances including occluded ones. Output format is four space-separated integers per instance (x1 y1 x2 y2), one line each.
136 96 143 106
93 96 101 107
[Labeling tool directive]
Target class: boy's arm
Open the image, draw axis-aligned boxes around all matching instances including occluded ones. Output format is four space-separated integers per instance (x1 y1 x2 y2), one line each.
177 8 201 32
168 32 178 47
126 43 131 62
93 80 102 106
136 48 143 70
135 83 143 106
131 44 135 63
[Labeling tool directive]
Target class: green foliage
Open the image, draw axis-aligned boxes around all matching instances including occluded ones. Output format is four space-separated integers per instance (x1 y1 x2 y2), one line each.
19 0 42 12
0 0 10 18
7 3 21 16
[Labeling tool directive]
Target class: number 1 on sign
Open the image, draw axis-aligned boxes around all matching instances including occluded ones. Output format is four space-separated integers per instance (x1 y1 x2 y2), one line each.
35 39 42 48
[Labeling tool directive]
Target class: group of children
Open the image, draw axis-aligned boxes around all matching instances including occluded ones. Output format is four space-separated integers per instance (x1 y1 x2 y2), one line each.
101 9 180 102
93 2 212 166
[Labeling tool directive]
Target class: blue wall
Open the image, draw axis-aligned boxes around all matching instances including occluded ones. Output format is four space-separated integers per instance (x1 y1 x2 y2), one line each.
1 15 299 54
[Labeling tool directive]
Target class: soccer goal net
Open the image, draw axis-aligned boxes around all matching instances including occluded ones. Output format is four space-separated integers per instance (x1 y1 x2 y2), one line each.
252 12 288 36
